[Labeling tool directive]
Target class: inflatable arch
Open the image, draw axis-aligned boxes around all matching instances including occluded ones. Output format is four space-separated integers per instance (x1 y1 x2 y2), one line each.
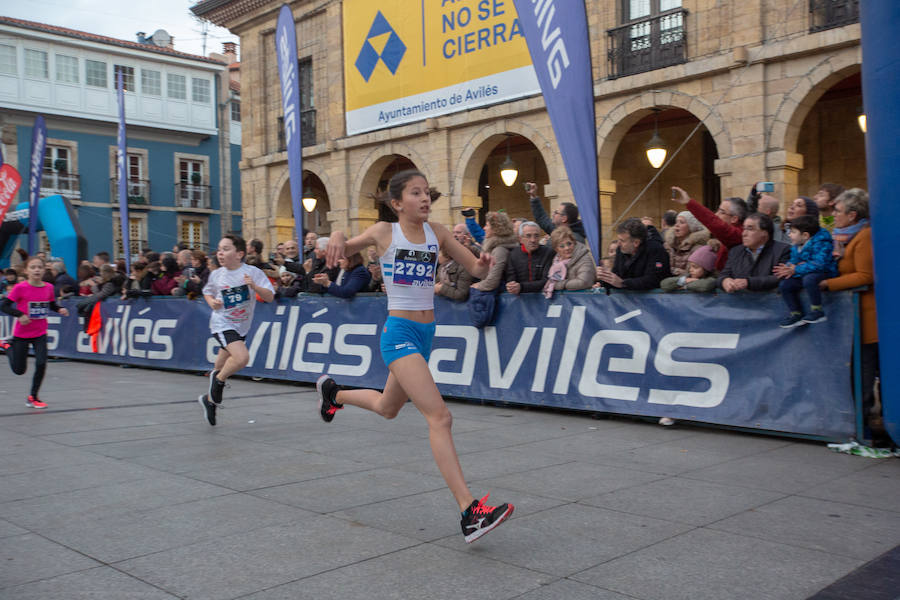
0 195 88 270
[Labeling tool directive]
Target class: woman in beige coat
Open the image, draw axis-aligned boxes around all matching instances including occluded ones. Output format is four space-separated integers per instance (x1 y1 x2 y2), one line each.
543 226 596 298
470 211 518 293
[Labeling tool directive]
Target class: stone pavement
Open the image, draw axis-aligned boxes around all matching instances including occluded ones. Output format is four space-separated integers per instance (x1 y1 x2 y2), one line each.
1 360 898 600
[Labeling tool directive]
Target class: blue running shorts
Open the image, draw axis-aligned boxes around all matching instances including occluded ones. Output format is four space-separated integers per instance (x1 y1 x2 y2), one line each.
379 316 436 366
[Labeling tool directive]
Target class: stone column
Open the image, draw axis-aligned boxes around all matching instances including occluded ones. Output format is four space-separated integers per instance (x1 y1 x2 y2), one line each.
765 150 804 212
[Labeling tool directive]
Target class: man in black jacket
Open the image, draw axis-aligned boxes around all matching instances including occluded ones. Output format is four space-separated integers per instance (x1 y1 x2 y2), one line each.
596 218 670 290
524 182 587 244
504 221 555 294
718 213 790 292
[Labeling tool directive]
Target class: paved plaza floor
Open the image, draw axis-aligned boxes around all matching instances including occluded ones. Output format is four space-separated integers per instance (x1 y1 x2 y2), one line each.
1 360 898 599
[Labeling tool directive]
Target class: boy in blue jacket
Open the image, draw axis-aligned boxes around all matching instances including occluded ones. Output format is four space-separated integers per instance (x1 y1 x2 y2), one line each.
774 215 838 328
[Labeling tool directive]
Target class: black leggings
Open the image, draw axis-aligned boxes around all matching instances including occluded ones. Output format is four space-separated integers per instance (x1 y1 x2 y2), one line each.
6 334 48 397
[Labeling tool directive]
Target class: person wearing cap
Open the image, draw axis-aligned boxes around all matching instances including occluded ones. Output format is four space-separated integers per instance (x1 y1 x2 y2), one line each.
718 213 791 293
660 244 718 292
663 211 710 276
275 266 304 298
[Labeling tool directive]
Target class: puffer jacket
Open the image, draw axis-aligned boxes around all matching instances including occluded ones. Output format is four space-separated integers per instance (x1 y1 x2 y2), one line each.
664 228 710 276
504 244 555 293
790 227 838 278
474 234 519 292
552 242 596 291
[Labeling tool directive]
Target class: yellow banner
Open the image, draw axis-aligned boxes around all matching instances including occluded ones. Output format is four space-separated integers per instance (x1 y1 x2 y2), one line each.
343 0 532 113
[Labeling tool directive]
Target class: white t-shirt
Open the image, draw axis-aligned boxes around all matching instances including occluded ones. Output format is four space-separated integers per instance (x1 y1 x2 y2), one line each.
202 263 274 336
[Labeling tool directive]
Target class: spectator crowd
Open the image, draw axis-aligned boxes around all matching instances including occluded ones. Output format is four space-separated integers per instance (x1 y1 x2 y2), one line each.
0 180 883 443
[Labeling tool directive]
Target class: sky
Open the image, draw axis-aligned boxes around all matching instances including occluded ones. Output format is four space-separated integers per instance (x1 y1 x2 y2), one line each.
1 0 240 60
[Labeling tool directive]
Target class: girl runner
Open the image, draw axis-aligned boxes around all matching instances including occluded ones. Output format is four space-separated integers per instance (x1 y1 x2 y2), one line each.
199 234 274 425
1 257 69 408
317 170 515 543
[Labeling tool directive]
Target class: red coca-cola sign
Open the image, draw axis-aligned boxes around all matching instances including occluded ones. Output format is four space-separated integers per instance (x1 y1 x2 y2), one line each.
0 163 22 223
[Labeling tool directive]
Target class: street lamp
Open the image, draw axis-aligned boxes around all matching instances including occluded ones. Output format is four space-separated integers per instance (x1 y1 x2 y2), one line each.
857 107 867 133
302 188 317 212
499 135 518 186
645 108 667 169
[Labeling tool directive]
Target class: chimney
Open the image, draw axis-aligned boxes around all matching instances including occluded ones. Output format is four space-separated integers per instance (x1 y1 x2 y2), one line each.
136 31 146 44
223 42 237 63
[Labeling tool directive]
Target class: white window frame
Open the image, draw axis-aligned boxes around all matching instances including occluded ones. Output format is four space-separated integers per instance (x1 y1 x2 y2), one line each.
55 54 79 83
167 73 186 99
191 77 210 103
85 59 107 87
24 48 48 79
141 68 161 96
0 44 17 75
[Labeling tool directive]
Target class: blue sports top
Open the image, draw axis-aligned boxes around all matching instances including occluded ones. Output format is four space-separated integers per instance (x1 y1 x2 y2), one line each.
380 222 439 310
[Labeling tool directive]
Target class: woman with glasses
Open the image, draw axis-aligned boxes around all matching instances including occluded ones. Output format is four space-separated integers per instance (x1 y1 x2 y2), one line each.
543 226 596 298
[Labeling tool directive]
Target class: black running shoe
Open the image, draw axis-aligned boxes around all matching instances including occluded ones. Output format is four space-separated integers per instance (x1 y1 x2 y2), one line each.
316 374 343 423
198 394 217 426
460 494 514 543
209 370 225 405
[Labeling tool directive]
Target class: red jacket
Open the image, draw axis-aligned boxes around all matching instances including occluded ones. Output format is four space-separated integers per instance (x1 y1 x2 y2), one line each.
686 199 742 271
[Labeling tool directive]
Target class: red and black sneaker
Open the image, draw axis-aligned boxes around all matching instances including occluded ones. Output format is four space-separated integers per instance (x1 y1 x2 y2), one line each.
316 374 343 423
460 494 514 543
26 395 48 409
0 339 10 352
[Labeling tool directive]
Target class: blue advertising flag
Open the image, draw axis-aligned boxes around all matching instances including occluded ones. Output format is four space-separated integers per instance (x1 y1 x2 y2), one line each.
27 116 48 256
276 4 305 245
512 0 600 259
117 70 131 267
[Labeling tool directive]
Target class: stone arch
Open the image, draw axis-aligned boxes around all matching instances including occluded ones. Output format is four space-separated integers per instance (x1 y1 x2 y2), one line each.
271 159 333 218
452 119 563 209
271 159 333 238
352 142 431 212
596 90 731 180
768 49 862 153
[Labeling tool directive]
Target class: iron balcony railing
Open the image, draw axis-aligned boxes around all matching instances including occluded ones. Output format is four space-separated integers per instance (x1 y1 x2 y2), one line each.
174 183 211 209
40 171 81 200
109 178 151 205
607 8 688 80
809 0 859 32
277 108 317 152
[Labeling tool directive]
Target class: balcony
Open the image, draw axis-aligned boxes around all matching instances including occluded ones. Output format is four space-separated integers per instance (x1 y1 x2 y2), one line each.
607 8 688 80
277 108 317 152
809 0 859 33
40 172 81 201
174 183 211 209
109 178 151 205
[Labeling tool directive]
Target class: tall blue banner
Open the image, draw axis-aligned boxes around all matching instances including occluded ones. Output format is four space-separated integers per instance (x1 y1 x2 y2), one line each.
3 291 858 441
27 115 47 256
861 2 900 446
276 4 305 246
116 70 131 267
513 0 600 260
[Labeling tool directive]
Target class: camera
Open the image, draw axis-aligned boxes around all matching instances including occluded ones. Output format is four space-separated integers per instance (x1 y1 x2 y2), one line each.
756 182 775 193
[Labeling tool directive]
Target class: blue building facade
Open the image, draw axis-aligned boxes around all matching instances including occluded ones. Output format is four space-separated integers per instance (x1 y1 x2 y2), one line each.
0 16 241 260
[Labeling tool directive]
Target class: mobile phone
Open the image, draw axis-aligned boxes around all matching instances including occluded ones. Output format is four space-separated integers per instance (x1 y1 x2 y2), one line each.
671 188 678 199
523 182 530 191
756 182 775 193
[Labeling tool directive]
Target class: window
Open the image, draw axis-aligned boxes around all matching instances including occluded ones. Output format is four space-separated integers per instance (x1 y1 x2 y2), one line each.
167 73 186 99
230 99 241 122
113 65 135 91
128 154 142 181
24 49 48 79
608 0 686 79
114 214 146 257
55 54 79 83
192 77 210 103
86 60 107 87
181 219 205 249
809 0 860 32
141 69 161 95
43 146 69 174
0 44 16 75
180 159 203 184
177 159 208 208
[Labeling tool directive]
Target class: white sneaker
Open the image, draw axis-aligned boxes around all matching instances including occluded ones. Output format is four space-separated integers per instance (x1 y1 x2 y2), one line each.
658 417 675 426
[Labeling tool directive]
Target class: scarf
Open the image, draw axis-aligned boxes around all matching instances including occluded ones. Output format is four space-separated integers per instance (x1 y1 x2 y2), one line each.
831 219 868 259
543 256 570 299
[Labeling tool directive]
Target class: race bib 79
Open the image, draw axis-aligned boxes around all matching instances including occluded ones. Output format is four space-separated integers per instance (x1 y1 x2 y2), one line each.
222 284 250 309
